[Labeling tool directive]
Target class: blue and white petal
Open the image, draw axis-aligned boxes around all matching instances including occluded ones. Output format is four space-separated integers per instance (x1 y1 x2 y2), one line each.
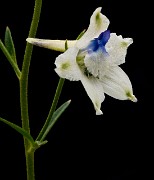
55 47 82 81
106 33 133 65
84 48 110 78
80 75 105 115
101 66 137 102
76 7 110 49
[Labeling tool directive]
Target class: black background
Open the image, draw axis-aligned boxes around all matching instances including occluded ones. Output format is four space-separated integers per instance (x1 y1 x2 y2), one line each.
0 0 150 180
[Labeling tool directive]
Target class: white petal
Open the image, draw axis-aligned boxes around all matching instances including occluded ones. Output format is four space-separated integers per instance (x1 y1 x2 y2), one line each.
26 38 76 52
76 7 110 49
101 66 137 102
84 48 111 78
106 33 133 65
55 47 82 81
80 75 105 115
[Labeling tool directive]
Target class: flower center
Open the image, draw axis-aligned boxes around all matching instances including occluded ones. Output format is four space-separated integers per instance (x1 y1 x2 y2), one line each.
77 30 110 77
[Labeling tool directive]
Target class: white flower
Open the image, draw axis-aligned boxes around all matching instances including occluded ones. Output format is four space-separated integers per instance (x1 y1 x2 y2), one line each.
27 7 137 115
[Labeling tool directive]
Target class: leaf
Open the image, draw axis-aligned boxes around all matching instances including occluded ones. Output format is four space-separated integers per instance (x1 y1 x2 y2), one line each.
0 39 21 79
40 100 71 141
4 26 17 63
0 117 35 145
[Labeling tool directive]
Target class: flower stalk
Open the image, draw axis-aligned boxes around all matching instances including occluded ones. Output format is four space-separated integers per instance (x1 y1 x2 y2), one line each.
36 78 65 142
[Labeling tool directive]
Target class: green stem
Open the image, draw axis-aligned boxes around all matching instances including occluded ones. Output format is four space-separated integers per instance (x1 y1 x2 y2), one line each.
36 78 65 142
20 0 42 180
0 40 21 79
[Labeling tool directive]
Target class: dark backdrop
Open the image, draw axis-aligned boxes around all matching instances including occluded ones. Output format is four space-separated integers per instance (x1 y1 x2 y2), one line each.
0 0 150 180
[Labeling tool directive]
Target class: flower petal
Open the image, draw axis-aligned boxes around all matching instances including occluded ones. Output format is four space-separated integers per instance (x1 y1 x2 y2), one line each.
55 47 82 81
106 33 133 65
26 38 76 52
76 7 110 49
101 66 137 102
85 30 110 53
80 75 105 115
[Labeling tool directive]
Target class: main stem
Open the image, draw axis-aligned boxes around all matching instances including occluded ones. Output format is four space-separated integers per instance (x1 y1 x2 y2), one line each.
20 0 42 180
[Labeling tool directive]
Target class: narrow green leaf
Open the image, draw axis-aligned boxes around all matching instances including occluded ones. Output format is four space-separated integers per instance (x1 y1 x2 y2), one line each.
4 27 17 63
0 39 21 79
0 117 35 145
40 100 71 141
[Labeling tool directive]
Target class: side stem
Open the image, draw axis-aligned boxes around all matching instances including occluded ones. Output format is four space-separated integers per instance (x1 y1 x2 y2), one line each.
36 78 65 142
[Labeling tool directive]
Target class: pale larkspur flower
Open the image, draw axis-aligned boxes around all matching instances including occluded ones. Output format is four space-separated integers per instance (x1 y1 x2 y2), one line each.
27 7 137 115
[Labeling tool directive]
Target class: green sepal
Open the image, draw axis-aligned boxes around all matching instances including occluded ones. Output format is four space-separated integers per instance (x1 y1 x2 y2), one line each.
76 29 86 40
40 100 71 141
4 27 17 63
0 117 35 145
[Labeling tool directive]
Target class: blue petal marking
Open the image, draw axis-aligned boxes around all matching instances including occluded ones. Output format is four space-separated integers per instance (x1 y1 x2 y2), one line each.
87 30 110 54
